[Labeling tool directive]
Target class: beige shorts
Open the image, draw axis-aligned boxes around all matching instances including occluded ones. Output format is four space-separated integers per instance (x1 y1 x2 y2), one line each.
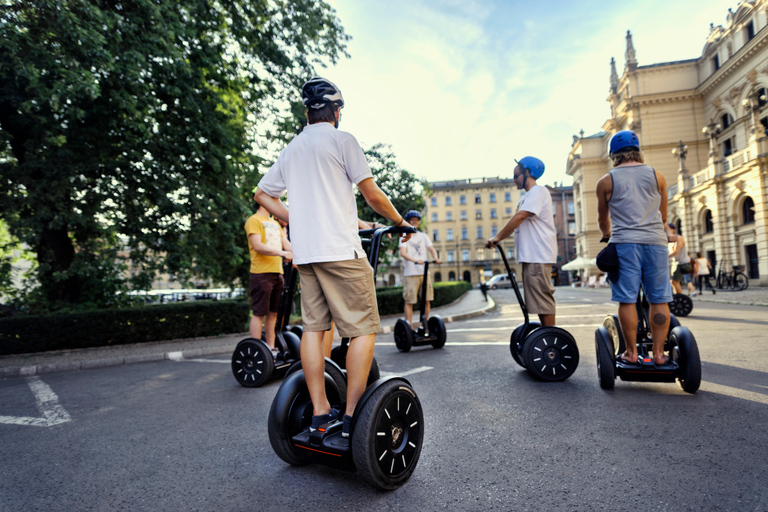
298 258 380 338
522 263 555 315
403 275 434 304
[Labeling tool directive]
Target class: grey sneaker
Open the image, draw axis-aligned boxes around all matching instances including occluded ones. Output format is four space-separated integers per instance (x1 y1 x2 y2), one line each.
309 406 340 432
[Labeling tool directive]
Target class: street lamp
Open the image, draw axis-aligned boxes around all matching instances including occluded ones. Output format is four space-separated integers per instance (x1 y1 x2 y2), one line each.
702 122 721 158
671 140 688 173
742 90 766 136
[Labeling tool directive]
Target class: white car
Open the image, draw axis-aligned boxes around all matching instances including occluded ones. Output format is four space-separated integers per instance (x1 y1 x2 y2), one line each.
486 274 513 289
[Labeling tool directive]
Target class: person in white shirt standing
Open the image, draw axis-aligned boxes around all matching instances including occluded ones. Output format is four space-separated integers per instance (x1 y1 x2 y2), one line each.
254 77 412 438
485 156 558 326
399 210 441 330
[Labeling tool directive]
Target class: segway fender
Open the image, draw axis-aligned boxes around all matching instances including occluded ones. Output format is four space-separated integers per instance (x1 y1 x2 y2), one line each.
282 330 301 359
596 325 614 356
271 371 342 433
352 376 413 418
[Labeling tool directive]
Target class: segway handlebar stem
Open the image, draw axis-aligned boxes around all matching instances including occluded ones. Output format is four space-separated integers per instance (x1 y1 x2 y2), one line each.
360 226 417 275
496 245 529 328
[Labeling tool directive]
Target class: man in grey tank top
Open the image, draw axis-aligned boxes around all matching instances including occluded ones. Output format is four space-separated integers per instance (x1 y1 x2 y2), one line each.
595 130 675 366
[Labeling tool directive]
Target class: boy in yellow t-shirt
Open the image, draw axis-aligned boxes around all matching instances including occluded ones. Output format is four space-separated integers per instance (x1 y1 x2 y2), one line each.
245 203 292 357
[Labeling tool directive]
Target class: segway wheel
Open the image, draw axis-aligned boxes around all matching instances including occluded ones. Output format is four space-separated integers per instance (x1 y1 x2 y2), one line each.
289 325 304 339
394 319 414 352
268 371 346 466
602 315 626 356
330 343 380 386
668 294 693 317
352 379 424 491
284 358 347 399
231 339 274 388
522 327 579 382
509 322 541 368
368 357 381 385
594 327 615 390
669 326 701 393
665 314 681 353
427 316 447 349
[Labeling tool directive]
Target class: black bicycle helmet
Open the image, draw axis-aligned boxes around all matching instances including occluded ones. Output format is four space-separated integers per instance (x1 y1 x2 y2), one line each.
302 77 344 110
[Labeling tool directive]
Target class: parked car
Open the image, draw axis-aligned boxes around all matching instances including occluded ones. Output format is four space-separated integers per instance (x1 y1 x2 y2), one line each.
486 274 513 289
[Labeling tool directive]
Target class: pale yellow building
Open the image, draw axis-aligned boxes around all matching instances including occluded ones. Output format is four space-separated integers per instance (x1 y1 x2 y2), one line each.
568 1 768 285
376 177 521 288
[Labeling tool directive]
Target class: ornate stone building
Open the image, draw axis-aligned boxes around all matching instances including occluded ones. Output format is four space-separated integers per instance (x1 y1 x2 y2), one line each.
567 1 768 285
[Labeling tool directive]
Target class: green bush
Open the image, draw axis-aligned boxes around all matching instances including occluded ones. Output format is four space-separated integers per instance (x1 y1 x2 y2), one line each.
0 300 250 356
375 280 472 316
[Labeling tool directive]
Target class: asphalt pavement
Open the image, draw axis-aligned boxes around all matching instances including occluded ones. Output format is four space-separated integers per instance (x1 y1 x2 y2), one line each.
0 288 497 378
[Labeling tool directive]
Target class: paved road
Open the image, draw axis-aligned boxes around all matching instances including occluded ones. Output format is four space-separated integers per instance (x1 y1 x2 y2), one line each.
1 288 766 511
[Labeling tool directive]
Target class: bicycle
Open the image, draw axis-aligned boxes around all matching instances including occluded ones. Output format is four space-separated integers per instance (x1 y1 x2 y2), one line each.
715 260 749 291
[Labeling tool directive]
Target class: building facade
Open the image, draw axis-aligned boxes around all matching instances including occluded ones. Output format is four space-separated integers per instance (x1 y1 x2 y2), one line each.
567 2 768 285
376 177 576 288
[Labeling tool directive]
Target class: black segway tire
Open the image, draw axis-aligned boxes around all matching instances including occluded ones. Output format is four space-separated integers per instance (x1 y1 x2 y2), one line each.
668 293 693 317
284 358 347 399
602 315 626 356
268 371 345 466
509 322 541 368
368 357 381 385
595 327 615 390
231 339 274 388
330 343 380 387
670 326 701 393
394 319 414 352
289 325 304 339
665 314 681 353
428 316 447 349
352 379 424 491
522 327 579 382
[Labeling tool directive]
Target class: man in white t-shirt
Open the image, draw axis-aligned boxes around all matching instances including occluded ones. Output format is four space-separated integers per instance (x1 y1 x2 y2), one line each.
399 210 441 330
253 77 412 438
485 156 558 326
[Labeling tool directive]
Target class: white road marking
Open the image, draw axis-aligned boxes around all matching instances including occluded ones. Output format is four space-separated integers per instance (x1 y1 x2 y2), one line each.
380 366 433 378
0 376 72 427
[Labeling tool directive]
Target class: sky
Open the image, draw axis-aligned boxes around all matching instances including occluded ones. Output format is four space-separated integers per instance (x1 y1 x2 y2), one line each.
320 0 738 187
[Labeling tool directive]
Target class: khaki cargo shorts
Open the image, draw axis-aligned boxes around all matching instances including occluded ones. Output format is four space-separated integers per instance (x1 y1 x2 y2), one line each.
522 263 555 315
297 258 380 338
403 275 434 305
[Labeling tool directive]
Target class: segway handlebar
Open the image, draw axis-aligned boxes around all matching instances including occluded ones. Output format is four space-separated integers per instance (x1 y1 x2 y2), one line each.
359 225 417 275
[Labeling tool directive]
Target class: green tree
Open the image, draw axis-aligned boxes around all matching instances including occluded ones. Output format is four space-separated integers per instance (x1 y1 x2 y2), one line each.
0 0 348 311
356 143 427 264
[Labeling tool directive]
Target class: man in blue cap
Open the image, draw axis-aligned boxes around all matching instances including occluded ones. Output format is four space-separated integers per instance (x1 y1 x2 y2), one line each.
486 156 558 326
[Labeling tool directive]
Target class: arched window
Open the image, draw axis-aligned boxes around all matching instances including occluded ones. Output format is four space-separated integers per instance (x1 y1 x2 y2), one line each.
462 270 471 282
704 209 714 234
721 113 733 129
742 196 755 224
758 88 768 107
675 219 683 235
388 275 395 286
448 271 456 282
434 272 442 283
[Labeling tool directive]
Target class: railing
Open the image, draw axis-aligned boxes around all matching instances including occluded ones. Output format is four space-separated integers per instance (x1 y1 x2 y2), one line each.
691 166 715 188
722 147 751 173
667 183 678 199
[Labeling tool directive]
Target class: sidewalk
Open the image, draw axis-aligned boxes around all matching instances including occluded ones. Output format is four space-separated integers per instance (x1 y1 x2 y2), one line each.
0 289 496 378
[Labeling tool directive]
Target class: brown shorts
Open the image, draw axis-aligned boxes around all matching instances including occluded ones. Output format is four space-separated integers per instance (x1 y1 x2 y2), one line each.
249 273 284 316
522 263 555 315
403 275 434 304
297 258 380 338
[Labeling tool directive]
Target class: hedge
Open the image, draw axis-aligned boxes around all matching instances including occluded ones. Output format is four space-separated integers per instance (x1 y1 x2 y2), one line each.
0 300 250 356
375 280 472 316
0 281 472 356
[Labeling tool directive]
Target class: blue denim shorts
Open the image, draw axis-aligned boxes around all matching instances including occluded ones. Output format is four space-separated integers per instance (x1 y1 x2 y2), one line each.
611 244 673 304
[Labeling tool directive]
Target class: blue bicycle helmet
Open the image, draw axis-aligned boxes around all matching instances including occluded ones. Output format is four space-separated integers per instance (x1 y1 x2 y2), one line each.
404 210 422 221
609 130 640 156
514 156 545 179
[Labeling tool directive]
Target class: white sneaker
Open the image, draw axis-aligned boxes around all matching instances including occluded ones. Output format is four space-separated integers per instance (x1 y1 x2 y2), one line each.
692 291 697 297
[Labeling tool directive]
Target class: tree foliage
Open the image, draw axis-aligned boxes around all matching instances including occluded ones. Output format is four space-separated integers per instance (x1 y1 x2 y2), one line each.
0 0 349 311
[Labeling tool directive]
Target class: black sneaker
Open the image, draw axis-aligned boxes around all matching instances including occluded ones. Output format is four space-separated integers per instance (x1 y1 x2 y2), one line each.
309 406 340 432
342 414 353 438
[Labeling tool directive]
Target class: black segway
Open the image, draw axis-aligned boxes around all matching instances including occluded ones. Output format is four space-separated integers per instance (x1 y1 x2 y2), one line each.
393 261 447 352
498 245 579 381
231 261 303 388
669 293 693 317
594 287 701 393
268 225 425 490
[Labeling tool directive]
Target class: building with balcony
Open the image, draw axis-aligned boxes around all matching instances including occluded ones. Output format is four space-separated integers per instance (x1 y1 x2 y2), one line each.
567 2 768 285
